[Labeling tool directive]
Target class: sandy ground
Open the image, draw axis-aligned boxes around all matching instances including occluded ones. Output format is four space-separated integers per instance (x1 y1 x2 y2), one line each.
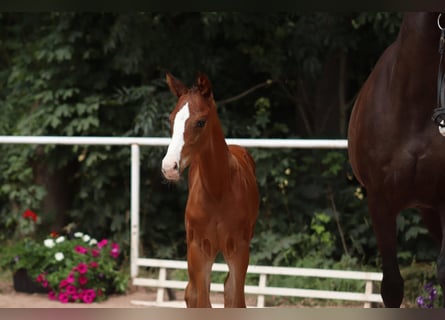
0 277 374 308
0 279 163 308
0 279 261 308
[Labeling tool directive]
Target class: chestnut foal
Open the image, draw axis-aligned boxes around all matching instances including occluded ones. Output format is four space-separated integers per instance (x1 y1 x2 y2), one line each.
161 72 259 308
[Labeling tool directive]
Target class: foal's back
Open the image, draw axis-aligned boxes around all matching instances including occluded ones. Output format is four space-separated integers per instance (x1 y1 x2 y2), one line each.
229 144 257 187
227 144 259 220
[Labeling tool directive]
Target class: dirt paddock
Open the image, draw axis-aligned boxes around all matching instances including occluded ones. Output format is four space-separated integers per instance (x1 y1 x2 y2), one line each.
0 279 263 308
0 279 159 308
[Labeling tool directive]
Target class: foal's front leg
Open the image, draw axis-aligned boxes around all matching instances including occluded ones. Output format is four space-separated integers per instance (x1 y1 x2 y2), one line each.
185 232 215 308
222 237 250 308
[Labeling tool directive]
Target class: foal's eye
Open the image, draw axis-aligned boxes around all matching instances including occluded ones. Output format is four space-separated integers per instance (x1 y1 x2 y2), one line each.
196 120 206 128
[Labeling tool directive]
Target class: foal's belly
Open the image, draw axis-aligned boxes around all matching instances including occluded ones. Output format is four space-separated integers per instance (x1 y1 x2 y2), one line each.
185 200 256 257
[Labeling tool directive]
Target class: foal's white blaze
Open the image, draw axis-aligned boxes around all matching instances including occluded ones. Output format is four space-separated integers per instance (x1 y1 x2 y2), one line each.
162 102 190 180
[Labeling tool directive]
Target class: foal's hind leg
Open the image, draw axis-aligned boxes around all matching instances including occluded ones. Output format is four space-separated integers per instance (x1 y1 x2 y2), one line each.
368 196 404 307
222 236 250 308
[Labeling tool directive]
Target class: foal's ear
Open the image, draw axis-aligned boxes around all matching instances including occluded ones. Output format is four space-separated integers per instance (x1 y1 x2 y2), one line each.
196 72 213 99
166 72 188 97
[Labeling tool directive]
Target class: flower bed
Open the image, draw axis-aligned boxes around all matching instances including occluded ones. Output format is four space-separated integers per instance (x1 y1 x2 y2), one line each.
0 210 128 304
35 233 128 303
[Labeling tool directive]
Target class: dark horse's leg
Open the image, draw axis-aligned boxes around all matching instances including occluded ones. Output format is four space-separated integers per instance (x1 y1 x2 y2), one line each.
368 195 404 307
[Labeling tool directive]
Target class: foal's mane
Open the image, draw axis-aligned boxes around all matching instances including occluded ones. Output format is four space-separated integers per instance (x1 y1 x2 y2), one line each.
183 86 216 111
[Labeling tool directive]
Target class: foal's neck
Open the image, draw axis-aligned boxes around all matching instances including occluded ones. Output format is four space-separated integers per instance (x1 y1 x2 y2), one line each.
194 114 232 197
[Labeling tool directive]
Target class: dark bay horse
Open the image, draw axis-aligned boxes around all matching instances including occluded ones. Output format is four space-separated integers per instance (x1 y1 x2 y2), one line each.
161 72 259 307
348 13 445 307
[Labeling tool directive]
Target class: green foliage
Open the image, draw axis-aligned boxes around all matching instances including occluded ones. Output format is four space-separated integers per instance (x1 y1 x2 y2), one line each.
250 212 336 267
264 255 377 307
0 237 46 276
396 210 436 263
0 155 46 242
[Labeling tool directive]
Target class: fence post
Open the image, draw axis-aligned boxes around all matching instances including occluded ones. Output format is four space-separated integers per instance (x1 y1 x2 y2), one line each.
363 280 373 308
130 144 140 279
157 267 167 303
257 273 267 307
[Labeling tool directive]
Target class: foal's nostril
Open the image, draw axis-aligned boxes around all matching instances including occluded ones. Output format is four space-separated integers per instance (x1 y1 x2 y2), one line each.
173 162 178 170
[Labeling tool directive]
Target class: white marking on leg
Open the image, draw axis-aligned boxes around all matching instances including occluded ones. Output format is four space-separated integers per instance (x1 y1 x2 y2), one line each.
162 102 190 179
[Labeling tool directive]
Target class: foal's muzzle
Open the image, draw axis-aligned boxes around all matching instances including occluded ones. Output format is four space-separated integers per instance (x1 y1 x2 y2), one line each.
161 158 181 181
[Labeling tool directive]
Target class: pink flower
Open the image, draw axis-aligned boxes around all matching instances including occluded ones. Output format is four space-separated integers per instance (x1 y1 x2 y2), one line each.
97 239 108 249
74 245 88 254
110 242 120 258
58 292 69 303
89 261 98 268
91 249 100 257
75 262 88 274
48 291 57 300
35 274 44 283
59 279 69 288
79 275 88 286
66 272 75 284
81 289 96 303
66 285 77 295
42 280 49 288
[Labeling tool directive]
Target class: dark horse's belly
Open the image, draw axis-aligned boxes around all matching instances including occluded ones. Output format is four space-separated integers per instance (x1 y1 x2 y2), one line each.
348 42 445 210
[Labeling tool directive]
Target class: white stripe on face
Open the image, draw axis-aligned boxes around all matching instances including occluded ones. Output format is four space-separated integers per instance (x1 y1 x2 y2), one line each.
162 102 190 175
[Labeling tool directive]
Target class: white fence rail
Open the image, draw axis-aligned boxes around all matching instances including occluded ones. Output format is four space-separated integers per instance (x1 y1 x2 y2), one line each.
0 136 347 148
131 258 382 308
0 136 383 308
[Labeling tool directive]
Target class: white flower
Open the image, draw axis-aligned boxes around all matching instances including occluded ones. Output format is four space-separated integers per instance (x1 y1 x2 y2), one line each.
89 238 97 246
82 234 91 242
55 236 65 243
54 252 64 261
74 232 84 238
44 239 55 248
